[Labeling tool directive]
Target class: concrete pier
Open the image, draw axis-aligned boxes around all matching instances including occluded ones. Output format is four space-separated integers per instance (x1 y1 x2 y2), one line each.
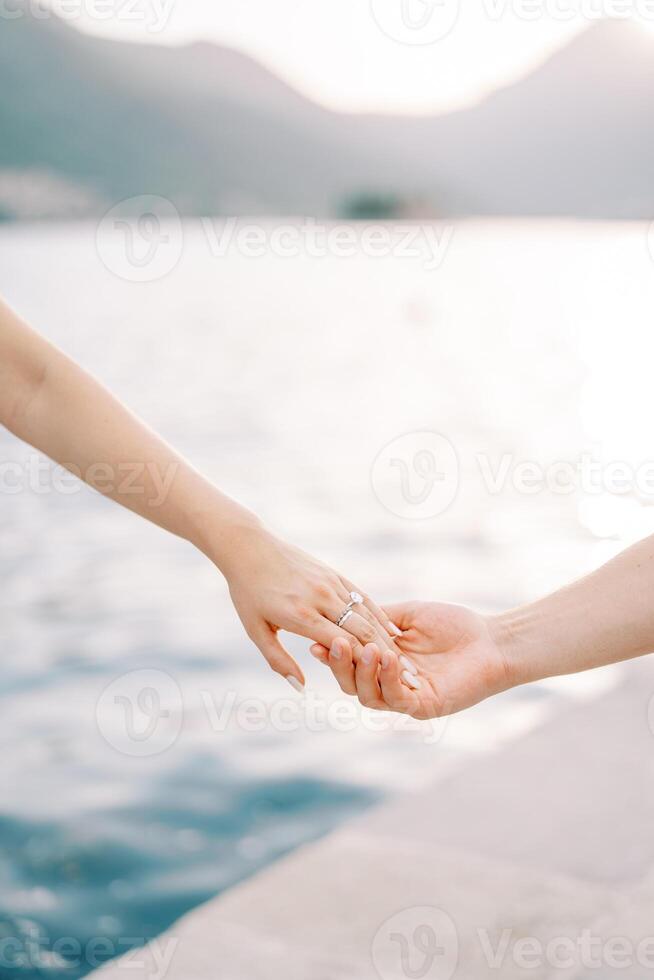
92 659 654 979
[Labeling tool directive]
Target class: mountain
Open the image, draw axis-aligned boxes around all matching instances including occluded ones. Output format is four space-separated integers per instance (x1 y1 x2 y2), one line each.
359 18 654 217
0 9 358 215
1 10 653 218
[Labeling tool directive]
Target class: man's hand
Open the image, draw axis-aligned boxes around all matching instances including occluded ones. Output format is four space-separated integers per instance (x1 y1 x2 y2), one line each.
312 601 513 719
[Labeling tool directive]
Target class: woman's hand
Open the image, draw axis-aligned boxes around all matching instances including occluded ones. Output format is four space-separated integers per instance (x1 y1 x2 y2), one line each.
0 300 400 691
215 519 401 690
311 601 512 718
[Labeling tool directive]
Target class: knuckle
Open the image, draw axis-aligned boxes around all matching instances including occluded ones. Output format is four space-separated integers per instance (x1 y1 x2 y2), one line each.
291 600 312 622
314 582 333 602
359 624 376 643
410 706 430 720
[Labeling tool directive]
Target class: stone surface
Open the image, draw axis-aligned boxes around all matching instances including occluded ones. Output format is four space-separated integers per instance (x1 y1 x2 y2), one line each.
91 659 654 979
364 658 654 885
93 835 619 979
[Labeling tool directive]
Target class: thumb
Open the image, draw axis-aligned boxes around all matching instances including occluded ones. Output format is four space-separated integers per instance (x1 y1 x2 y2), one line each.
252 623 305 692
382 602 418 632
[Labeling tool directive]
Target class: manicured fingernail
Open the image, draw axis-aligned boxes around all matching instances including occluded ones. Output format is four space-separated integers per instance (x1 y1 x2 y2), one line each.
389 622 403 637
331 642 342 661
401 670 421 691
286 675 304 693
399 655 418 676
381 650 393 669
361 643 379 666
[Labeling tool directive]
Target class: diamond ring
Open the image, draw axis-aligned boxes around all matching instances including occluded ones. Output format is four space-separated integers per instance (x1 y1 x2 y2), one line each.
336 592 364 627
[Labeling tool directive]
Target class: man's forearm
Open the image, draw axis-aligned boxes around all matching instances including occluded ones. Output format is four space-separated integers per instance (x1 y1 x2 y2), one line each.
493 536 654 686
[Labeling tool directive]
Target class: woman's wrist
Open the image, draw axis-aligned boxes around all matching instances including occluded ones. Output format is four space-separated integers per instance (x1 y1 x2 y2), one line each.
183 483 266 576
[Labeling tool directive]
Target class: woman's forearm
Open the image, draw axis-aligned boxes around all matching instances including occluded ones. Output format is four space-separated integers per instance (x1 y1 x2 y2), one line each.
1 297 399 686
494 536 654 686
0 298 258 567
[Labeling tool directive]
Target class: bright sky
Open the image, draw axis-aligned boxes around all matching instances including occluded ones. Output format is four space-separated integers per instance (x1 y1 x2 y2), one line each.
47 0 654 113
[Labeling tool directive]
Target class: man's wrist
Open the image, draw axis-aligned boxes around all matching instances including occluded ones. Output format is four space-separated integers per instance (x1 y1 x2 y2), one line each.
488 604 547 689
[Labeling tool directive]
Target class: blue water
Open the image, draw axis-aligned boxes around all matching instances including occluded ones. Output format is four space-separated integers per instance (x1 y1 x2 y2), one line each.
1 219 651 976
0 778 374 977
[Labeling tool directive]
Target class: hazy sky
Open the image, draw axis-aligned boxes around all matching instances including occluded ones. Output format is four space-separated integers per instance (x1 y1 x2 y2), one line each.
48 0 653 113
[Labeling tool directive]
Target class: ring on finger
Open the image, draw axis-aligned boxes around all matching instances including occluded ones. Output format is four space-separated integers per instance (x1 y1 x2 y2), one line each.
335 592 364 627
336 608 354 628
